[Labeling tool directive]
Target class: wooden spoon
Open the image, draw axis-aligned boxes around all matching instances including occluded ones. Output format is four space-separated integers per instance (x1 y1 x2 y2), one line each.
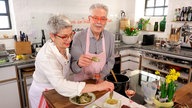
110 70 118 82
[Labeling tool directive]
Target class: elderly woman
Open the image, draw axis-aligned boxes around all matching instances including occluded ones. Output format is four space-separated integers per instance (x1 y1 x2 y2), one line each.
28 15 114 108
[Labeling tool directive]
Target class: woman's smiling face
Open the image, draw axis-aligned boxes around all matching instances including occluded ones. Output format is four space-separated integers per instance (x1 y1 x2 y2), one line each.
51 27 73 49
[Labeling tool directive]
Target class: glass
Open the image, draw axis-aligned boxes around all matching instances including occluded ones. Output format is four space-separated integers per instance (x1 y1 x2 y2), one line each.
154 8 164 16
0 1 6 13
0 16 9 28
125 82 136 105
89 16 107 23
155 0 164 6
54 31 74 41
92 62 102 84
146 8 154 16
146 0 154 7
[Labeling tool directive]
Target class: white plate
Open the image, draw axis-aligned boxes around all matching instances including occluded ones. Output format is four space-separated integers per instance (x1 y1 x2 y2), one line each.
69 93 96 106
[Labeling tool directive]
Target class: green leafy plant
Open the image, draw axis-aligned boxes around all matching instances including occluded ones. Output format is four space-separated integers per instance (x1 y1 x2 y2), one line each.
138 18 150 30
155 68 180 102
123 27 139 36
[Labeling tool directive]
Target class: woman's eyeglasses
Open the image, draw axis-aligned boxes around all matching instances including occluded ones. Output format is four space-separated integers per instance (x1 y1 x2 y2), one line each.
89 16 108 23
54 31 74 40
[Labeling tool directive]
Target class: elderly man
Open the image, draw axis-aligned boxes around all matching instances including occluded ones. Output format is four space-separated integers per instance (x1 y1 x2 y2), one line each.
70 3 115 82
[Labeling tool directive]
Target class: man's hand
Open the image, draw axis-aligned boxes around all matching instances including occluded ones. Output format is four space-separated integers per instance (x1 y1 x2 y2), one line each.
78 55 92 67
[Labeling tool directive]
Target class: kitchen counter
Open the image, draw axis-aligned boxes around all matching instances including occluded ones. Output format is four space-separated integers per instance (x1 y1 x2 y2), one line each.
0 58 35 67
115 42 192 61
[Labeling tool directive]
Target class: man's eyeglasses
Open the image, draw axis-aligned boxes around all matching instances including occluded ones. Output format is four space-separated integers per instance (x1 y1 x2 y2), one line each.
54 32 74 40
89 16 108 22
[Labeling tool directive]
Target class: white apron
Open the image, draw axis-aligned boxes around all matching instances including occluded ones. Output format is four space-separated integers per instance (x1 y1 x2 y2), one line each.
74 28 106 81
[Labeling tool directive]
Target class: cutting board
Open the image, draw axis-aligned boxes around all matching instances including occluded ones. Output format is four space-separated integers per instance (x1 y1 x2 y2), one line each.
15 41 32 55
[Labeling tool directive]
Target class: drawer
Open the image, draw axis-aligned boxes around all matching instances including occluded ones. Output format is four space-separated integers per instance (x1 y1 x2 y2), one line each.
0 66 16 81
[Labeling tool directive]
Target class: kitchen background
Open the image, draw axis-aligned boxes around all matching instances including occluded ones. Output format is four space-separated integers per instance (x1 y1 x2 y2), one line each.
0 0 192 50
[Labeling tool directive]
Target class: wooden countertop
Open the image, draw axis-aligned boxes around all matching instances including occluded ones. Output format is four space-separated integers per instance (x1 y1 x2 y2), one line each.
43 89 107 108
43 80 107 108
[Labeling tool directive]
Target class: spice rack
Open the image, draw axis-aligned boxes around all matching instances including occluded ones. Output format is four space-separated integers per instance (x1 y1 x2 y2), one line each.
141 51 192 83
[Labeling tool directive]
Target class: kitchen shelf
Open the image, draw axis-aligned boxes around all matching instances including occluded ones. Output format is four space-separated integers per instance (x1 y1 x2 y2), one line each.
143 56 191 68
141 51 192 83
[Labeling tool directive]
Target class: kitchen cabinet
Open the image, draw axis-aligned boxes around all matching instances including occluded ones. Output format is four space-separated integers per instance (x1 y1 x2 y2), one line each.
120 49 141 74
141 51 192 83
17 63 34 108
0 66 21 108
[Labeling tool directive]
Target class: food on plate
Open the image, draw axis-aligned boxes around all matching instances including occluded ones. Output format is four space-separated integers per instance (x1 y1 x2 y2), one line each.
92 57 100 62
121 105 130 108
106 98 118 105
103 98 121 108
71 93 92 104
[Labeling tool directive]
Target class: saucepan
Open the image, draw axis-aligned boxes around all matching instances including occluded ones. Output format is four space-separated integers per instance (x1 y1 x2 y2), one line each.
105 74 130 96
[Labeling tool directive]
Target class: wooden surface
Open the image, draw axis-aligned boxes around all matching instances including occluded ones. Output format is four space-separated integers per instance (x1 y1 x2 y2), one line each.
43 80 107 108
15 41 32 54
174 82 192 107
43 89 107 108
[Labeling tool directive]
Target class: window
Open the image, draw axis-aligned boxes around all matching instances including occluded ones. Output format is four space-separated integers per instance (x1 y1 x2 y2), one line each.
145 0 168 17
0 0 12 30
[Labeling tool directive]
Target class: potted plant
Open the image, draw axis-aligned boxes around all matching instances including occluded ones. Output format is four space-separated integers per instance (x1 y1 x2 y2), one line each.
122 27 140 44
137 18 150 31
154 69 180 108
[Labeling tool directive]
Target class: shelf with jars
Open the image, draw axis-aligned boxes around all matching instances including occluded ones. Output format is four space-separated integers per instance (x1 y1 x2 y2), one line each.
141 51 192 83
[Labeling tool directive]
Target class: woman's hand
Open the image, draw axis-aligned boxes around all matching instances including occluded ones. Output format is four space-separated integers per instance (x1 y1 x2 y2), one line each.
96 81 114 92
78 55 92 67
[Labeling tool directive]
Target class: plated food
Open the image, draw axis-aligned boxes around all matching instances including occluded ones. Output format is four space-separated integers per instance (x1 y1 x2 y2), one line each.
69 93 95 105
103 98 121 108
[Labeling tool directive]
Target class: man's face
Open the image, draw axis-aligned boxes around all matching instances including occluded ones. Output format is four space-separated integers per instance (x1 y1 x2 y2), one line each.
89 8 107 35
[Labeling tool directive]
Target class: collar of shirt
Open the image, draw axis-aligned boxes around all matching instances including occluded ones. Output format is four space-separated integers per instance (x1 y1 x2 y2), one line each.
89 30 104 40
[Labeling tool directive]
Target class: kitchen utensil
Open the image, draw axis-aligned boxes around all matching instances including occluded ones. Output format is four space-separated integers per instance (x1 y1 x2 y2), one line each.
109 91 113 99
110 70 118 82
105 74 129 96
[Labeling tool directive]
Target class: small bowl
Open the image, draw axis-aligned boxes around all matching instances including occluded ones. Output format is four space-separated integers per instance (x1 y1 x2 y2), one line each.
103 98 121 108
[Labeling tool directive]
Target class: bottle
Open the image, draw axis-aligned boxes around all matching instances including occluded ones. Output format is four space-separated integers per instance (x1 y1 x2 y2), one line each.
41 29 46 46
188 8 192 21
180 7 185 21
160 16 166 32
154 22 158 31
173 9 177 21
184 7 188 21
177 8 181 21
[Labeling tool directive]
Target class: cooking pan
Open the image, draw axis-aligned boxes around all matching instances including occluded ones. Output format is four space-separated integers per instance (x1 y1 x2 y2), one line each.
105 74 130 96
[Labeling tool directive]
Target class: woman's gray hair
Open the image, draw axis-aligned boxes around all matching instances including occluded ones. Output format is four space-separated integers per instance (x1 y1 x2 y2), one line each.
89 3 108 16
47 15 72 34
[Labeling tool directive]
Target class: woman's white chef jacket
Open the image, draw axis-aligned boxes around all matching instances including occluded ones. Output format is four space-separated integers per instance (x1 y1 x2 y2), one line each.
29 40 85 108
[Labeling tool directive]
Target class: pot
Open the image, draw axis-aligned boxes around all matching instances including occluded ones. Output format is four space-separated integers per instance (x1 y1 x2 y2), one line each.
105 74 130 96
